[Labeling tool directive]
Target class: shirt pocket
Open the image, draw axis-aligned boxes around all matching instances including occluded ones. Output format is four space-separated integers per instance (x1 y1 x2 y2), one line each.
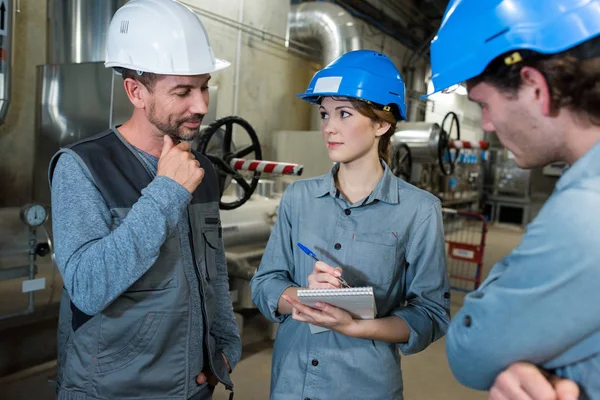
348 232 400 287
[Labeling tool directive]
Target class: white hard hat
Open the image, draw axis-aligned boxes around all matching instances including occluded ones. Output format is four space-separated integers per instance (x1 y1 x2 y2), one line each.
104 0 230 75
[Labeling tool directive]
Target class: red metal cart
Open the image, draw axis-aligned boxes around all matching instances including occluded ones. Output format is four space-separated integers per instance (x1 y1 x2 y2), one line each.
442 208 488 292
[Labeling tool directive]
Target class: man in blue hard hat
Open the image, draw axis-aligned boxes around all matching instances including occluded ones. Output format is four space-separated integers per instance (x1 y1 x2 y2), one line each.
427 0 600 399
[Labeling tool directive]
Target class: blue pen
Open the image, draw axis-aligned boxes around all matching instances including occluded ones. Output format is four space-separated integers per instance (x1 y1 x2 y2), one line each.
297 242 351 288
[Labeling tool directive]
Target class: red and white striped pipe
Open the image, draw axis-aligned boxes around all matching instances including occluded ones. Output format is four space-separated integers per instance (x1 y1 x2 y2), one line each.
231 158 304 176
449 140 489 150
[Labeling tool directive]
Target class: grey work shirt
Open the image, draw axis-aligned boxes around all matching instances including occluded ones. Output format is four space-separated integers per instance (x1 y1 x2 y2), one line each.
250 162 451 400
446 140 600 399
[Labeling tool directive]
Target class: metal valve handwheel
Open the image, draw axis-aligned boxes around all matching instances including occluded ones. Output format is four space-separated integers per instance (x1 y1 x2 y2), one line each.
390 143 412 182
438 111 461 176
196 116 262 210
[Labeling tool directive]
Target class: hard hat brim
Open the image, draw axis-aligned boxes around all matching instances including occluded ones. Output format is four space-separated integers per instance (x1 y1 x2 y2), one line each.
104 57 231 75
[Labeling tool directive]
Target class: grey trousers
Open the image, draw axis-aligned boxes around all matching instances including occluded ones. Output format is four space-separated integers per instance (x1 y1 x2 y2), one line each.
189 384 215 400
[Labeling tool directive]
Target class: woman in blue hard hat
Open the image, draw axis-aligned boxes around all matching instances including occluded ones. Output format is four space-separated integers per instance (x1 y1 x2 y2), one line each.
250 49 450 399
427 0 600 399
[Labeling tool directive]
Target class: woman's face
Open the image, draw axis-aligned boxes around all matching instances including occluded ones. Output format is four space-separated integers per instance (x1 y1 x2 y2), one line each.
319 97 388 164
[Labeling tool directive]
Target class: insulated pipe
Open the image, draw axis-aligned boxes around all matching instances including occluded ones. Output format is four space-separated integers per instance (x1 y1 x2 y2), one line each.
449 140 489 150
288 2 363 131
288 2 362 66
231 158 304 176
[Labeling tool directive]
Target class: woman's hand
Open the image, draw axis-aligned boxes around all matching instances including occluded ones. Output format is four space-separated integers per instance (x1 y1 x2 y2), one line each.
282 294 358 336
307 261 343 289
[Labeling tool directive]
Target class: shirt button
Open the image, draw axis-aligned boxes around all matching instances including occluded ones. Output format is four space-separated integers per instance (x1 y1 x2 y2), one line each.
464 315 472 327
344 209 351 215
334 243 341 250
312 359 319 366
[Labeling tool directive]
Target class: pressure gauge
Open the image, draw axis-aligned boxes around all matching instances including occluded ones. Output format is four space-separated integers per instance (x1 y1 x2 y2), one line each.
20 203 48 228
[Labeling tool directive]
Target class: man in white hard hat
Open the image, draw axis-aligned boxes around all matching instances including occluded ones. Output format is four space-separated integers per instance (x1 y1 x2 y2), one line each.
48 1 240 399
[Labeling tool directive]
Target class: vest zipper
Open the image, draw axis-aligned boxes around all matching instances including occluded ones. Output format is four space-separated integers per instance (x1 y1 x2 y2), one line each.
187 210 234 397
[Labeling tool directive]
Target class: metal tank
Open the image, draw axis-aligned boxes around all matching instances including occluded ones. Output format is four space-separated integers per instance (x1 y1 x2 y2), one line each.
392 122 443 164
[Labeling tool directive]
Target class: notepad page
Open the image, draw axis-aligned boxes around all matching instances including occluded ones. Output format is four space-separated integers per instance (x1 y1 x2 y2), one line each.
296 287 377 334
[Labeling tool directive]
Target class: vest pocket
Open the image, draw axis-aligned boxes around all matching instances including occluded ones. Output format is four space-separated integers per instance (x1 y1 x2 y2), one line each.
203 228 219 281
96 313 164 373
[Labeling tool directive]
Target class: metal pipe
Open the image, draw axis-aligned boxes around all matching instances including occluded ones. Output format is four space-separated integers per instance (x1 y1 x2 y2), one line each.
288 2 362 130
231 158 304 176
26 229 36 314
0 0 14 124
288 2 362 65
392 122 442 163
46 0 127 64
232 0 244 116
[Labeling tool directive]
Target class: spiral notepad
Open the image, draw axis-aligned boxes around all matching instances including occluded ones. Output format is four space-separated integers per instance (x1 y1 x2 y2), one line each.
297 287 377 334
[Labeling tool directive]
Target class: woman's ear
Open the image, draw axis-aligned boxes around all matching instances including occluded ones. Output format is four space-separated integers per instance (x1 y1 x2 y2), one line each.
375 120 392 137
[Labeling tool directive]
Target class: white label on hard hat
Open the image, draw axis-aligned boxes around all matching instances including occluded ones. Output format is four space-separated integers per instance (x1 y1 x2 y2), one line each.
314 77 343 93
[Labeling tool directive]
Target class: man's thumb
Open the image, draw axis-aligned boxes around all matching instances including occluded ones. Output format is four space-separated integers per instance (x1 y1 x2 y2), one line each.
196 373 207 385
161 135 174 158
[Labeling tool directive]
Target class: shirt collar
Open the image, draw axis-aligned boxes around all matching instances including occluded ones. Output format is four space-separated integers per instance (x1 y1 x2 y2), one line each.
313 161 400 205
555 139 600 191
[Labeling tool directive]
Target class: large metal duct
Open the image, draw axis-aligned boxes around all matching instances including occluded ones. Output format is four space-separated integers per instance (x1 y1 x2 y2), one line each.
46 0 127 64
0 0 14 125
392 122 443 164
288 2 362 130
33 0 130 207
288 2 362 66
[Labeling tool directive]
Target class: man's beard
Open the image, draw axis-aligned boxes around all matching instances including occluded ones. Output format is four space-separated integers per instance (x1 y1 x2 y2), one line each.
148 104 203 141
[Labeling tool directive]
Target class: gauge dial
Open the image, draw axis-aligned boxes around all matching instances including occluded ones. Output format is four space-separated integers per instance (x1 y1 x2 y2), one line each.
20 203 48 227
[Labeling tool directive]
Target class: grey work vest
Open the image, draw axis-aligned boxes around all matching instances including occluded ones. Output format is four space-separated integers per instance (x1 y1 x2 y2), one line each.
48 129 233 399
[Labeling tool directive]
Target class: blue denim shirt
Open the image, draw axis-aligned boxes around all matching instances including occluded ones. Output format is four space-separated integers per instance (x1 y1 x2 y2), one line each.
446 141 600 399
251 162 451 400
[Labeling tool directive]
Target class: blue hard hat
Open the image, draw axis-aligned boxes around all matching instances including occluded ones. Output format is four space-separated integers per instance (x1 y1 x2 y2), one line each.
426 0 600 98
298 50 407 120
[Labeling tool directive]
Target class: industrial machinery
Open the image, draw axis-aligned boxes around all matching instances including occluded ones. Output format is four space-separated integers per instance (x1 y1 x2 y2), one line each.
390 111 489 209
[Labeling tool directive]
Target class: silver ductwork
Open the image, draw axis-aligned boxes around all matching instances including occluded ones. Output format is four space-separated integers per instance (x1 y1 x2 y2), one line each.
288 2 362 130
392 122 443 164
33 1 131 208
0 0 14 125
288 2 362 66
46 0 127 64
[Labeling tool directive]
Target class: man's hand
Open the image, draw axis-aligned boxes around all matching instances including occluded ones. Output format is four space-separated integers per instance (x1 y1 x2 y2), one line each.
157 135 204 193
307 261 343 289
490 362 579 400
196 353 231 387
